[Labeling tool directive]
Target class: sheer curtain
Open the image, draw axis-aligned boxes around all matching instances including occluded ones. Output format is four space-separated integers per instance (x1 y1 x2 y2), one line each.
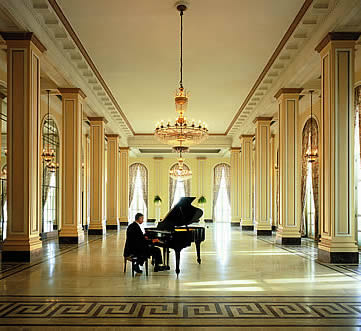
301 118 319 237
213 164 231 222
129 163 148 221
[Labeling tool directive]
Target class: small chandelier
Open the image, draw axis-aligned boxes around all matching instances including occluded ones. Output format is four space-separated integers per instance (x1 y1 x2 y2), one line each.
47 161 59 173
304 90 318 163
169 151 192 181
41 90 56 163
154 2 208 151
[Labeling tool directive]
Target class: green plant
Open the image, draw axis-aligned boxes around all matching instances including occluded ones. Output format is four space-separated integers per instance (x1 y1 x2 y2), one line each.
198 196 207 204
154 195 162 204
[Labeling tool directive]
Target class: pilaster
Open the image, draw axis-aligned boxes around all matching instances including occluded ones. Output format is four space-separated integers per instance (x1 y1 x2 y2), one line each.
316 32 361 263
275 88 303 245
254 117 272 235
230 148 241 226
240 135 254 230
58 88 86 244
1 32 45 261
89 117 106 235
119 147 129 225
106 134 119 229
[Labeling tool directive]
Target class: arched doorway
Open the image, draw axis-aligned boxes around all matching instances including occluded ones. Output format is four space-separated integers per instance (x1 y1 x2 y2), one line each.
41 115 60 235
129 163 148 222
301 118 319 240
169 163 191 208
213 163 231 222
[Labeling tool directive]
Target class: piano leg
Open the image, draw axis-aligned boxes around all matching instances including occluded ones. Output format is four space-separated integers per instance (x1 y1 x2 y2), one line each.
166 248 170 270
175 249 181 275
195 241 201 264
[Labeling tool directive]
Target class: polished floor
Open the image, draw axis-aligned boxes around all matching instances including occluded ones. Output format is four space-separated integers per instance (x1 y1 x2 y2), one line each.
0 223 361 330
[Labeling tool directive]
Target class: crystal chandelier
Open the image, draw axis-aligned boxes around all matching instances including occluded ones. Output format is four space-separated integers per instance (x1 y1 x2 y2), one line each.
304 90 318 163
41 90 56 163
154 2 208 152
169 151 192 181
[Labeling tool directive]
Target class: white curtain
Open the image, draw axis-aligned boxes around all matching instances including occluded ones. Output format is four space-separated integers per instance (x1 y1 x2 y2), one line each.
213 163 231 222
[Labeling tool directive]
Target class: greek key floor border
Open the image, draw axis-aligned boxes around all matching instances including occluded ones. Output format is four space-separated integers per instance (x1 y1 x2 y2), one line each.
0 296 361 327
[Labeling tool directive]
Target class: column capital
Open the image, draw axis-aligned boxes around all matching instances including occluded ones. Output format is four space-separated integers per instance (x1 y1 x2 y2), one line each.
0 32 46 53
196 157 207 160
274 88 303 99
119 147 129 152
88 116 108 124
239 134 254 141
59 88 86 98
153 156 163 160
105 134 119 139
230 147 241 153
253 116 273 124
315 32 361 53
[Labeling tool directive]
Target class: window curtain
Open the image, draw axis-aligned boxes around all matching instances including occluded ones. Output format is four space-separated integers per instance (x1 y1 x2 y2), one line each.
138 164 148 208
213 163 231 218
42 165 51 210
129 164 138 207
169 163 191 208
301 118 319 236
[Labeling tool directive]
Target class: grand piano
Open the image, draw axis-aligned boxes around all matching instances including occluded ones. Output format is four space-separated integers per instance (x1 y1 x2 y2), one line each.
145 197 205 275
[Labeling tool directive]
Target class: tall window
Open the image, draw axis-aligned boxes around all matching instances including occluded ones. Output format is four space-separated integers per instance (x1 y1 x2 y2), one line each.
354 86 361 247
129 163 148 222
301 118 319 239
213 163 231 222
41 115 60 234
169 163 191 208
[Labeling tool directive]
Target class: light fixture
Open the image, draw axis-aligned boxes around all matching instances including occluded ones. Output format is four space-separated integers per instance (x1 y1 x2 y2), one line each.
304 90 318 163
169 150 192 181
41 90 56 163
154 2 208 152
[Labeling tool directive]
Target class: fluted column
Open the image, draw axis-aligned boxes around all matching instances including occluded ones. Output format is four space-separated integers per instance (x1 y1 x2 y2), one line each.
89 117 106 235
106 134 119 229
254 117 272 235
58 88 86 243
316 32 360 263
275 88 303 244
0 92 6 171
119 147 129 224
1 33 46 261
153 156 163 222
240 135 254 230
230 148 241 225
270 134 276 230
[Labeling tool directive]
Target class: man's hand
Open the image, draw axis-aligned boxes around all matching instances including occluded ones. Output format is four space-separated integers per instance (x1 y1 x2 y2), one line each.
152 239 160 243
144 236 148 240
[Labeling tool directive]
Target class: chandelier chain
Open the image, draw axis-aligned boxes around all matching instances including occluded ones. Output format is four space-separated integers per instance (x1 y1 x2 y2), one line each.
180 9 184 89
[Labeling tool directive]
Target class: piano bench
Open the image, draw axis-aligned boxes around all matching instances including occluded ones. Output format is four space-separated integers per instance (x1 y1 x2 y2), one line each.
124 255 149 277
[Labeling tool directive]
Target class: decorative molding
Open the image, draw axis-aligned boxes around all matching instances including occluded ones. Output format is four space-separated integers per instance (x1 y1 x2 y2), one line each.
58 87 86 98
88 116 108 124
253 117 273 124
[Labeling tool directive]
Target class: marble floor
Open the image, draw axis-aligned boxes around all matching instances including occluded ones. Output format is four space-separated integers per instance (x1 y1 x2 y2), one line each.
0 223 361 330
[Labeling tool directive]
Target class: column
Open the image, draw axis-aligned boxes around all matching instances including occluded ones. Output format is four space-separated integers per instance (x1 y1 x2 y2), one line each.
89 117 106 235
197 157 207 222
230 148 241 226
275 88 303 244
254 117 272 235
58 88 86 243
106 134 119 229
1 32 46 261
240 135 254 230
0 92 6 171
316 32 360 263
119 147 129 225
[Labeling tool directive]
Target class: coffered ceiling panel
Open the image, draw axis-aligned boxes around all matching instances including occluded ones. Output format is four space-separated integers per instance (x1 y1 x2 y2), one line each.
57 0 304 133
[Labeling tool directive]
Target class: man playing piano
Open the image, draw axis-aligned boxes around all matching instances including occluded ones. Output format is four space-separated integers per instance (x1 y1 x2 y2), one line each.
123 213 166 273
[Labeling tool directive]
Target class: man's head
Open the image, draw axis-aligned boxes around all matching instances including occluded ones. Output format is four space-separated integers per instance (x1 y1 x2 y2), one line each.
135 213 144 224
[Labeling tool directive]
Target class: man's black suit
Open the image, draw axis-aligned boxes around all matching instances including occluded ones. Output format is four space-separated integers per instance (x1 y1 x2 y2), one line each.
123 221 162 266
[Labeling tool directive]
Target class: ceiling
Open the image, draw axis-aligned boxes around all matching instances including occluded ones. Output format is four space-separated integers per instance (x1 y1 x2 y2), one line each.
55 0 304 134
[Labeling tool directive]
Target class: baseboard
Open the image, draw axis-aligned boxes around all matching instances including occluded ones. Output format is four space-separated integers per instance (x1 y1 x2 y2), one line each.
119 221 128 226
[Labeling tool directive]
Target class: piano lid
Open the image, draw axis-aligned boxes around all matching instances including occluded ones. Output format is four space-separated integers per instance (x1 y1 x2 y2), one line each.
157 197 203 231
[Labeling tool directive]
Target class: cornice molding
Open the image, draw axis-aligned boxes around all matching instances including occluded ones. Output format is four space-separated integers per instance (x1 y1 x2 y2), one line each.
315 31 361 53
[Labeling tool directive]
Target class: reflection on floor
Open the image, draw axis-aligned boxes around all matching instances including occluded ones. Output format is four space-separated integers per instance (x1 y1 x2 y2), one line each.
0 224 360 330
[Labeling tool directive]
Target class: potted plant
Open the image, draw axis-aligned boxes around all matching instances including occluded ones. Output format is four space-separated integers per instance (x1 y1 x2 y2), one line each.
198 196 207 205
154 195 162 206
